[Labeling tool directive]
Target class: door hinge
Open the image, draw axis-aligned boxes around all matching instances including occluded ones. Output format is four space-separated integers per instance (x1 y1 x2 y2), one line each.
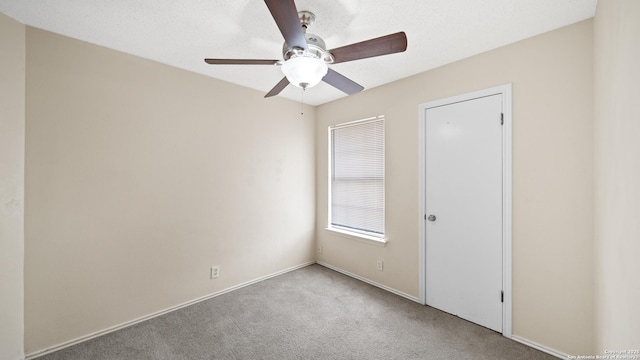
501 290 504 303
500 113 504 125
424 214 427 220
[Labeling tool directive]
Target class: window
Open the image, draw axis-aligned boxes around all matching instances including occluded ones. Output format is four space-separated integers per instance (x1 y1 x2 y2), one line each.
329 116 385 240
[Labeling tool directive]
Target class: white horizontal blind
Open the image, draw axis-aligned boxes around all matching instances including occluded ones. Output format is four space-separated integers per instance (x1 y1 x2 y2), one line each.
330 117 385 236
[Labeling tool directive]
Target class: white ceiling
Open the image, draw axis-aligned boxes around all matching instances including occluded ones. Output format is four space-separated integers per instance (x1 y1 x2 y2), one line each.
0 0 596 106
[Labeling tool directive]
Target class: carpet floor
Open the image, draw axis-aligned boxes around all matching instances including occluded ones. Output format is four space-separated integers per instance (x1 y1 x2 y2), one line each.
37 264 557 360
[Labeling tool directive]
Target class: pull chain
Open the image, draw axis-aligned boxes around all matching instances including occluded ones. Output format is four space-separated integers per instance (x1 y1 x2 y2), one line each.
300 88 305 115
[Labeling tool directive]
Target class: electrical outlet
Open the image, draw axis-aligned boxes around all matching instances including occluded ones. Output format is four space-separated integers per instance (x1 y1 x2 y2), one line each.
211 265 220 279
376 259 384 271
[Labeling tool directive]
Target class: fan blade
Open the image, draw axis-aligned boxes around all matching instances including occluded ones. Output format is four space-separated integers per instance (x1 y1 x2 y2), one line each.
204 59 280 65
264 0 307 50
322 68 364 95
265 77 290 97
329 32 407 64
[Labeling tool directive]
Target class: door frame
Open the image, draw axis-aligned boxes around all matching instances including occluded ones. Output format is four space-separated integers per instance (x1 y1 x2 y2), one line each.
418 84 512 337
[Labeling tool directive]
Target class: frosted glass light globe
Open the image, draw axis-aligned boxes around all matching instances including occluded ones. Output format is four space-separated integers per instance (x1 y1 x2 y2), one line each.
281 56 328 89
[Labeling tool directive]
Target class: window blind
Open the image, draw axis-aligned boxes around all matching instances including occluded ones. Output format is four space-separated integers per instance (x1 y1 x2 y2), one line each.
330 117 385 236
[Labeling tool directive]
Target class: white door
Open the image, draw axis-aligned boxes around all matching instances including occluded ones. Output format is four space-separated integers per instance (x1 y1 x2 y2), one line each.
425 94 503 332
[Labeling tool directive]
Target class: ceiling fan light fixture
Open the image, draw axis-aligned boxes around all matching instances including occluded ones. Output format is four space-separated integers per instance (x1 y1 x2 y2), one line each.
281 55 328 89
205 4 407 98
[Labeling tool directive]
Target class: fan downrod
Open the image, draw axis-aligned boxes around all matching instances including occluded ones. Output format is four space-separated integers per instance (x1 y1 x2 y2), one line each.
298 11 315 31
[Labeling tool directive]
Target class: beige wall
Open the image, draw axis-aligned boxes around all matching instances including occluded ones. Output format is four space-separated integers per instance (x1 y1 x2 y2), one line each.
13 7 634 357
316 20 594 355
0 12 26 360
594 0 640 353
24 28 316 354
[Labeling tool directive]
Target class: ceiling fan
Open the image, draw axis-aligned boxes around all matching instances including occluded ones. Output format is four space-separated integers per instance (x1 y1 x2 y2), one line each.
204 0 408 98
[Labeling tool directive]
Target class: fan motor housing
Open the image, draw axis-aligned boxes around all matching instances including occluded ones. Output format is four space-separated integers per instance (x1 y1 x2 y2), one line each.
282 11 334 64
283 33 334 63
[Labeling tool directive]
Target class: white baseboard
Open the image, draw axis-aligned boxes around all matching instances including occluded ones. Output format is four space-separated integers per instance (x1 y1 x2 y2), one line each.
511 335 568 359
26 261 315 359
24 261 572 360
316 261 421 303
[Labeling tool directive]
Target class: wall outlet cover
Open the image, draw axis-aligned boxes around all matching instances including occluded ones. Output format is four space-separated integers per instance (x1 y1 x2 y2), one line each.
211 265 220 279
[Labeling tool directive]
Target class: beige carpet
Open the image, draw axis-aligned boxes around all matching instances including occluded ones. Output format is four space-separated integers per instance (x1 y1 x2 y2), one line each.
38 264 557 360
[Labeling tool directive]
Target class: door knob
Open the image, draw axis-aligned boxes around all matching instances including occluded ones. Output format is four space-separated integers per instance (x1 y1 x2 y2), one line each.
428 214 436 222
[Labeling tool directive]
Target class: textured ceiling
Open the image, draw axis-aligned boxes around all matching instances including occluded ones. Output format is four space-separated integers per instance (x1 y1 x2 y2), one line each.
0 0 596 105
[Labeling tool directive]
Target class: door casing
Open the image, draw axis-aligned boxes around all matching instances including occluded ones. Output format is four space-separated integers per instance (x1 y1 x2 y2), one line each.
418 84 512 338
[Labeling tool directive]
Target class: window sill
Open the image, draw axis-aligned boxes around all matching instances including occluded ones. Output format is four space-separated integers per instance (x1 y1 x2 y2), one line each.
324 227 387 247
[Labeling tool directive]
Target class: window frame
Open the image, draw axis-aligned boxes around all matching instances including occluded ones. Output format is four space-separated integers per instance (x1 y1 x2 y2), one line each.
327 116 386 245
